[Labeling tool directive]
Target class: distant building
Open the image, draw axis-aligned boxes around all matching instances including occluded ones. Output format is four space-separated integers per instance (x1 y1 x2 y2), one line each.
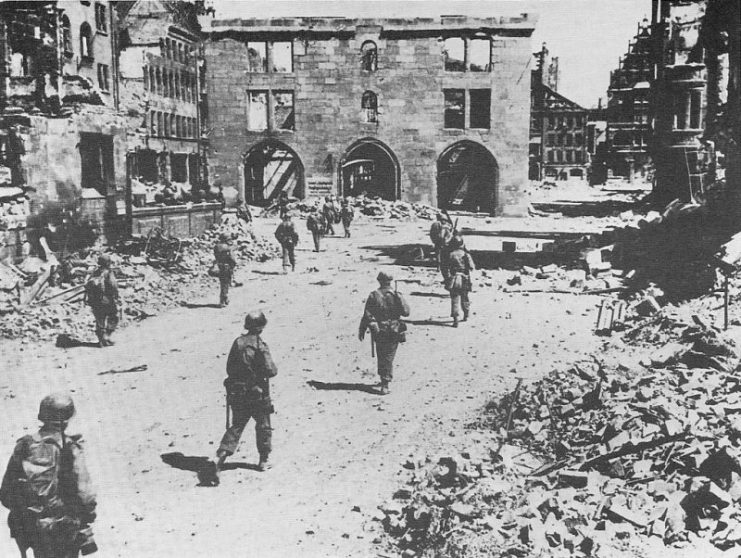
116 0 218 237
205 15 537 215
529 43 589 181
604 19 653 183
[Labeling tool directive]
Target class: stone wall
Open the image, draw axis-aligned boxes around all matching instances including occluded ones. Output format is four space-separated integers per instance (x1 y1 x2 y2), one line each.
205 18 534 215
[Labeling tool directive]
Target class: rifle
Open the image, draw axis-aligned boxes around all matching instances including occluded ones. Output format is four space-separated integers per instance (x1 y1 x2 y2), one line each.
370 330 375 358
225 392 230 431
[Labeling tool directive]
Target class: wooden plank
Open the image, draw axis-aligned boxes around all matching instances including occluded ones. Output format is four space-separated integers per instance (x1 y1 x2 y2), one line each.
20 268 51 307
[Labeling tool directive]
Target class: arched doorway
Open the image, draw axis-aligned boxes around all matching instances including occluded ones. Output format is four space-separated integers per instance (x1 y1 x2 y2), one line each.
243 140 304 206
340 138 400 200
437 141 499 213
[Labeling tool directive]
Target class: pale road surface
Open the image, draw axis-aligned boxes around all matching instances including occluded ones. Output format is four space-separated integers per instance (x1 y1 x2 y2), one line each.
0 218 603 557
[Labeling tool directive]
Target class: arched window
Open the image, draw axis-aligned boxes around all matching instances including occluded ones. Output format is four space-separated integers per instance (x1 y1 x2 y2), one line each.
61 15 72 54
143 66 149 91
157 112 163 137
149 67 155 92
80 22 93 58
360 41 377 72
362 90 378 123
155 68 162 95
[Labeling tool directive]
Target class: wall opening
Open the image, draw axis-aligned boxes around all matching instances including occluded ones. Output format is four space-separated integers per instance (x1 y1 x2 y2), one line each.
243 140 304 206
80 133 114 197
340 138 400 200
437 140 498 213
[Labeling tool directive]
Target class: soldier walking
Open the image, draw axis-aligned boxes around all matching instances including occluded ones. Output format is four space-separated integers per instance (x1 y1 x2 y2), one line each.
213 311 277 482
274 212 299 273
214 233 237 307
1 393 98 558
84 254 119 347
306 208 325 252
442 233 475 327
429 213 453 272
340 198 355 238
358 272 410 395
322 196 337 236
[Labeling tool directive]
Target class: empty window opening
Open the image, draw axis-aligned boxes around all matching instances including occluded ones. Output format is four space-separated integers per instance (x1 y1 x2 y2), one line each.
80 23 93 58
443 37 465 71
247 91 268 131
273 91 295 130
137 149 158 182
80 133 114 197
171 154 188 183
95 3 107 33
361 41 378 72
469 89 491 129
362 90 378 123
62 15 72 53
444 89 465 129
247 42 267 73
97 63 109 91
272 42 293 73
469 39 490 71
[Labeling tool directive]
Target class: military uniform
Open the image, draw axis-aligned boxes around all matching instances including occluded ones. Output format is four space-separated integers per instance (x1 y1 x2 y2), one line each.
443 241 475 326
359 276 410 393
1 394 96 558
214 240 237 307
274 219 299 272
322 198 336 235
306 213 325 252
429 218 453 271
340 203 354 238
218 331 278 464
85 258 119 347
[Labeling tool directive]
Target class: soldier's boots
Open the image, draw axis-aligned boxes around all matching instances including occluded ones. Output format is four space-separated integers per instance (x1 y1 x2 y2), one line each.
462 311 469 322
378 381 390 395
453 318 459 328
257 455 272 472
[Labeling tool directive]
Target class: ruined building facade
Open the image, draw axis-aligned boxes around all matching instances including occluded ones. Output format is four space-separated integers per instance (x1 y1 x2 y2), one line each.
529 43 589 182
0 0 126 257
604 19 653 183
116 0 218 237
205 16 536 215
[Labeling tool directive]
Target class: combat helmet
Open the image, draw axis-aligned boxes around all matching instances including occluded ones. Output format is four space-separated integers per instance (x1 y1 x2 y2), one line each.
244 310 267 330
38 392 76 422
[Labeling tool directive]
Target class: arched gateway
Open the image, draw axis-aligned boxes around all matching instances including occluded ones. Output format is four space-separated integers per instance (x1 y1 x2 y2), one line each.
339 138 400 200
243 140 305 206
437 141 499 213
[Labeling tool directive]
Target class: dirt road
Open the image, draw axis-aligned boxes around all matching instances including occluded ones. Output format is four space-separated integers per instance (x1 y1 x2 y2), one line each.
0 218 604 557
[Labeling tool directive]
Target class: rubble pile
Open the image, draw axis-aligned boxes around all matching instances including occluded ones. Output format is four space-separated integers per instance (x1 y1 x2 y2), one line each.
0 215 278 340
268 195 437 220
381 320 741 557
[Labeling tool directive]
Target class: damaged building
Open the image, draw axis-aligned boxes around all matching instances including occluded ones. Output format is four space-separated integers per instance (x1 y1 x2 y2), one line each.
204 15 536 215
115 0 219 237
0 0 126 260
529 43 589 182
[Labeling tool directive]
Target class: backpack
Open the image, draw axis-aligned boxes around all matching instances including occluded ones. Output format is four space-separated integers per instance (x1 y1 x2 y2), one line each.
84 274 106 306
11 435 67 516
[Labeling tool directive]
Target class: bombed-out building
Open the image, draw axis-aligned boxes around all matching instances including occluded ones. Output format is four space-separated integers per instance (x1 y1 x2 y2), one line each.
205 15 536 215
0 0 126 259
529 43 589 182
116 0 219 237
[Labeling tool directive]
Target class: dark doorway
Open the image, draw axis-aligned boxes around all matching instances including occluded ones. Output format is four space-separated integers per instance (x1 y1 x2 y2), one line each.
437 141 498 213
243 140 304 206
340 138 399 200
80 133 114 197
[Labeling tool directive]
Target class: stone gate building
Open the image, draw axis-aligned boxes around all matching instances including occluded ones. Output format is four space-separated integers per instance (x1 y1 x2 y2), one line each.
204 15 536 215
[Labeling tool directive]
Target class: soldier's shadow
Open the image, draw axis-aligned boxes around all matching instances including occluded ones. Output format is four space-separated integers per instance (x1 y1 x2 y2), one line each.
161 452 260 483
404 318 453 327
307 380 380 394
181 303 223 309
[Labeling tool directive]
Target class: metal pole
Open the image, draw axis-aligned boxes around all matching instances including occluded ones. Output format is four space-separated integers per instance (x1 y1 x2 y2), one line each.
724 273 730 330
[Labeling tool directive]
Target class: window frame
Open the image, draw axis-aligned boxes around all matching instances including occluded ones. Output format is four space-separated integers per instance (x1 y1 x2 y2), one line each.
361 90 378 123
94 3 107 34
97 63 109 91
443 37 466 72
443 88 465 129
272 90 295 131
469 89 491 129
360 41 378 72
271 41 294 73
79 22 93 60
246 42 268 73
246 90 269 131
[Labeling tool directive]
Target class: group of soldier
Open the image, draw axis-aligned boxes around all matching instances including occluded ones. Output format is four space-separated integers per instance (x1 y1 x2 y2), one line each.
1 196 476 557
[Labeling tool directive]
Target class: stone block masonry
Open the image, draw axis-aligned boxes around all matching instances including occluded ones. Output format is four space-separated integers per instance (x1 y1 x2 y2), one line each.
205 15 536 216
